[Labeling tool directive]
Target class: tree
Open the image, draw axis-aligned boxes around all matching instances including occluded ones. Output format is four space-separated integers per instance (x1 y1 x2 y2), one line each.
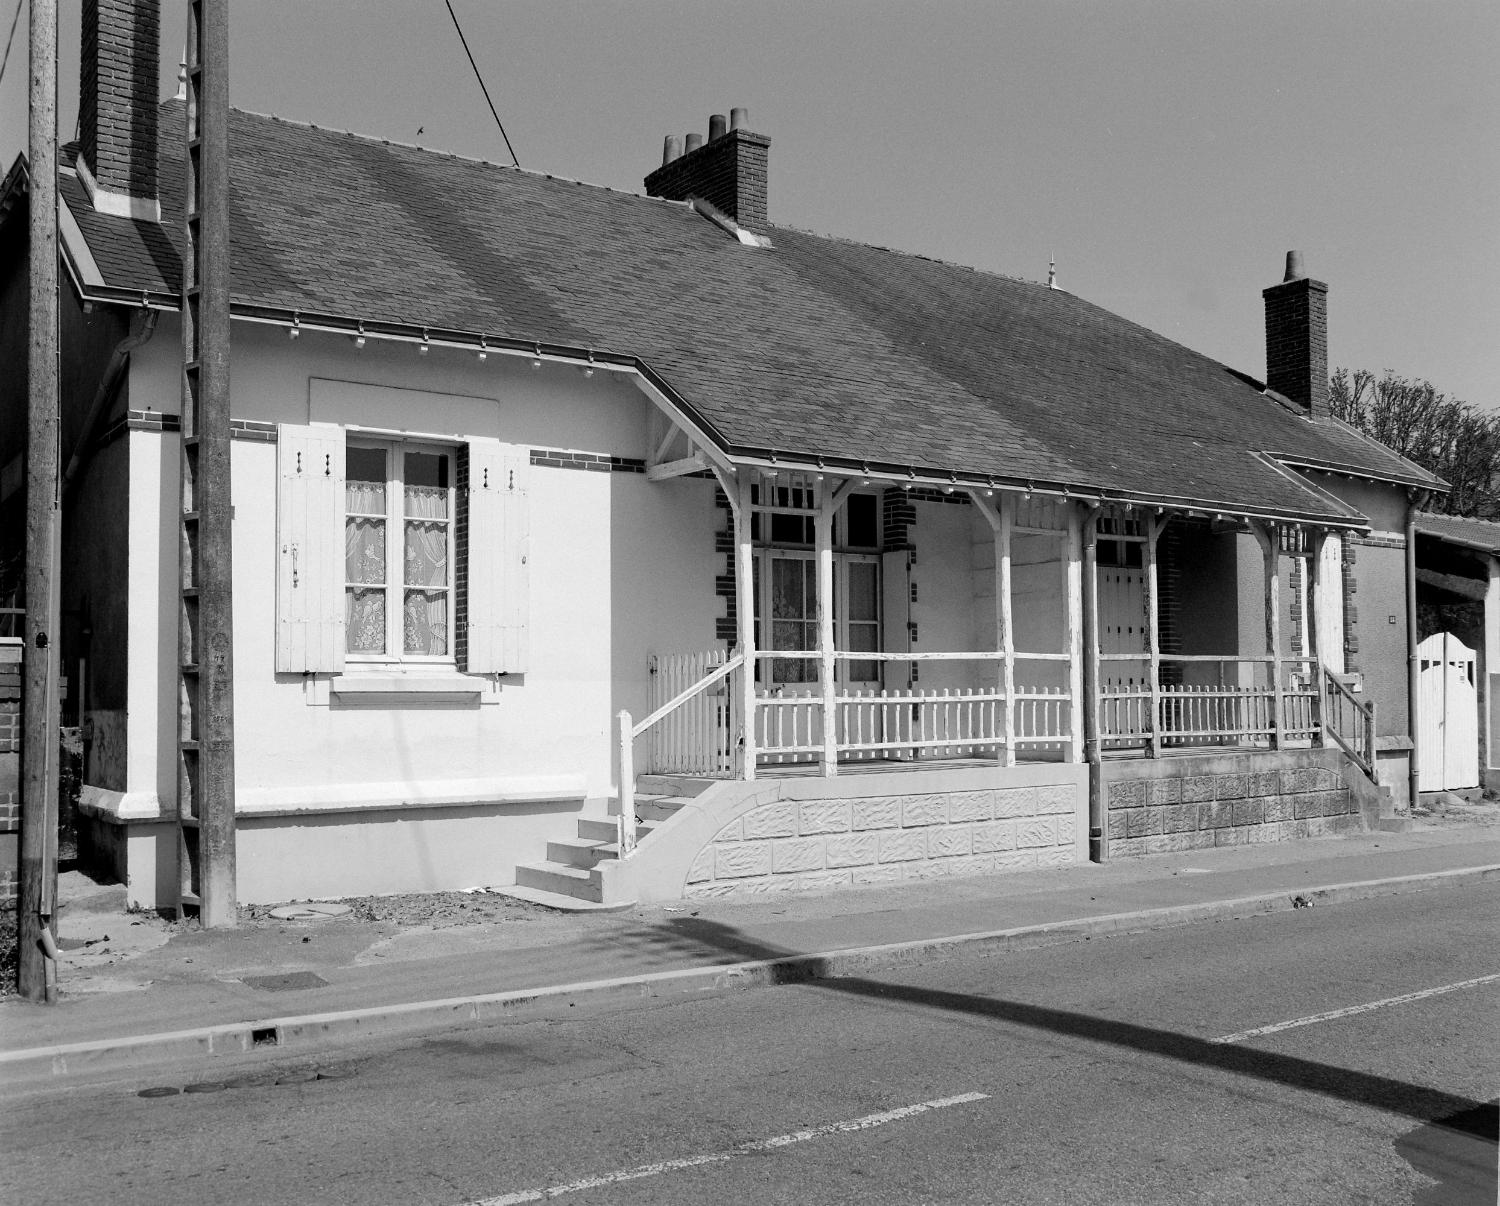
1330 368 1500 518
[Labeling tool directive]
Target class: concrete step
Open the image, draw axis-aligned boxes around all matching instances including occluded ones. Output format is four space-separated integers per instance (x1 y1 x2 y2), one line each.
546 838 616 869
514 862 602 903
578 817 621 843
578 818 654 844
636 797 688 823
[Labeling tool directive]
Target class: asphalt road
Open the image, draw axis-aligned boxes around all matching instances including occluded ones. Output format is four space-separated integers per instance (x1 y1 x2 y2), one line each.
4 883 1496 1205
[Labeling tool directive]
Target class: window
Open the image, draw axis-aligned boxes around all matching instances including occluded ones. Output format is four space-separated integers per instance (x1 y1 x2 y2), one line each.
277 424 530 676
345 441 454 660
747 474 882 686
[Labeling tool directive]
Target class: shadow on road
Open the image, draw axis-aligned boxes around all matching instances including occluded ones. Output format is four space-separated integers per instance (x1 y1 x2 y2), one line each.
633 914 1492 1137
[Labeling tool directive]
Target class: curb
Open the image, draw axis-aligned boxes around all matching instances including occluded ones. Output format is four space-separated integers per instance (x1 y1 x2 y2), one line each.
4 863 1496 1084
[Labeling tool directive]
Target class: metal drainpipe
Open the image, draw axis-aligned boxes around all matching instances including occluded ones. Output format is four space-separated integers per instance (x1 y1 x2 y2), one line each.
1405 489 1428 811
60 308 159 496
1081 505 1103 861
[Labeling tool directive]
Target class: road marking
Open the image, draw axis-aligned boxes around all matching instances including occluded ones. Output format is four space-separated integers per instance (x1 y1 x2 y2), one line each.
465 1091 990 1205
1211 974 1500 1044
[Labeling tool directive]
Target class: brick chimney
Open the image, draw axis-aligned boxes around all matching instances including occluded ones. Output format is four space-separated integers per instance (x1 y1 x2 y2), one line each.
78 0 162 221
644 107 769 227
1263 250 1329 418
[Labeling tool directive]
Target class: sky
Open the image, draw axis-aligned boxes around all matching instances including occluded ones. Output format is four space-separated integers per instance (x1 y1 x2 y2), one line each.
2 0 1497 405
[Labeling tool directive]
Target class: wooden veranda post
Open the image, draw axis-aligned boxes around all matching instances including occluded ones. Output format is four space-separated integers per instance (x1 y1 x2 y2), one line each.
1253 522 1284 751
177 0 237 925
969 491 1016 766
816 482 853 776
735 472 758 779
1306 528 1327 744
1145 515 1163 758
19 0 61 1003
1066 505 1084 764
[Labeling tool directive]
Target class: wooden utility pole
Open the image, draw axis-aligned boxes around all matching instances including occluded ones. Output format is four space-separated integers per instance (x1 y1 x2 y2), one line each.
177 0 237 926
19 0 61 1003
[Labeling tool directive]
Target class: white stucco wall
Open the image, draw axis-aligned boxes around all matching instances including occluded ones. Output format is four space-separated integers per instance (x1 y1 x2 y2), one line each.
92 321 720 900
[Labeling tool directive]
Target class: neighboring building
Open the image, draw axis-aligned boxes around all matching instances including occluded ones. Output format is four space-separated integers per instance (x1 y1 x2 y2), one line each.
1413 512 1500 793
0 2 1444 911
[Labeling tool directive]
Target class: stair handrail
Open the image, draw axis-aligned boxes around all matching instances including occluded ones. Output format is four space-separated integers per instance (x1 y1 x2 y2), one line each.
1322 666 1376 779
616 651 745 857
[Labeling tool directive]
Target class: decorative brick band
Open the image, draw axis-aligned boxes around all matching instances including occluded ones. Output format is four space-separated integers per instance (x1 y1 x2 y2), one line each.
97 412 279 450
1347 533 1406 550
715 487 737 644
684 784 1082 898
229 419 278 442
528 449 646 474
882 488 915 551
1343 538 1359 670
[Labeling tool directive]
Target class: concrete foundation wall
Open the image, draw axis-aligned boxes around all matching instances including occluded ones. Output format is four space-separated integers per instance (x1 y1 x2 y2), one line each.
609 764 1089 904
1103 748 1360 858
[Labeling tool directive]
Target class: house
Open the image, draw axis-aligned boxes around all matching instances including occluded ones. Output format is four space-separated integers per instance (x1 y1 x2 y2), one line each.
0 1 1445 913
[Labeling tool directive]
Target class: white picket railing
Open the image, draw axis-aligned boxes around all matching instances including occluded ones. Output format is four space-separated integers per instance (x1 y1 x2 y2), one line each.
1101 656 1321 749
647 650 737 776
618 650 744 856
755 682 1072 762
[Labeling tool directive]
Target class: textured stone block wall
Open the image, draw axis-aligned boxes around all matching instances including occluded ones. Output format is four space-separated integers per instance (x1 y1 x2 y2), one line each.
685 784 1080 898
1105 761 1357 858
0 658 19 906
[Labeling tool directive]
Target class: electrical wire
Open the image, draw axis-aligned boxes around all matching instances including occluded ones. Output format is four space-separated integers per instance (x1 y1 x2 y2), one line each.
0 0 25 91
443 0 519 167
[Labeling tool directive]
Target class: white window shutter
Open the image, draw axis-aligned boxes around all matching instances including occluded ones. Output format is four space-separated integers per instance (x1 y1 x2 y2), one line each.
465 439 530 674
276 424 346 673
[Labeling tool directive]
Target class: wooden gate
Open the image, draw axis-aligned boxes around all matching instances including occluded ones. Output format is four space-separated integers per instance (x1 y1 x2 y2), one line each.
1417 632 1478 792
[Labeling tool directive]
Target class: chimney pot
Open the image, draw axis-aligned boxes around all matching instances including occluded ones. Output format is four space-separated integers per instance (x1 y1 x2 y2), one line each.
1284 250 1305 282
709 113 727 142
644 111 771 226
730 107 748 131
662 134 683 165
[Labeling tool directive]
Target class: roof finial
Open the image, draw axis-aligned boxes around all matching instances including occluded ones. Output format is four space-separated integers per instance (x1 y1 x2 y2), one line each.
1047 252 1057 290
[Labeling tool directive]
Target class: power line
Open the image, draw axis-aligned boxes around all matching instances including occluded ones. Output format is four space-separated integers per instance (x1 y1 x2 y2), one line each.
443 0 519 168
0 0 24 90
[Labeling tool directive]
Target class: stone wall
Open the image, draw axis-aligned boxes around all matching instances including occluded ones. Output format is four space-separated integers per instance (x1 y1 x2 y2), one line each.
1103 749 1359 858
0 648 20 905
684 778 1084 899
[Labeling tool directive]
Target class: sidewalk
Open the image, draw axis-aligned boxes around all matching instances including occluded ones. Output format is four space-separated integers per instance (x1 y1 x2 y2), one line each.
3 820 1497 1084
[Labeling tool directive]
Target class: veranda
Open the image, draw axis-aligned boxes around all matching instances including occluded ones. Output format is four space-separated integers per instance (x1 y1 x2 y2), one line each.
616 468 1376 853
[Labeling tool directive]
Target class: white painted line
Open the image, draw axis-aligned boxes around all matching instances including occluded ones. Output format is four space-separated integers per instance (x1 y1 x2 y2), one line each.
465 1092 990 1206
1211 973 1500 1044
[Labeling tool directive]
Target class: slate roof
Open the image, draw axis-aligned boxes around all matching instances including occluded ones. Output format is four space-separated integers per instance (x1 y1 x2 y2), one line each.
1415 512 1500 555
54 101 1445 522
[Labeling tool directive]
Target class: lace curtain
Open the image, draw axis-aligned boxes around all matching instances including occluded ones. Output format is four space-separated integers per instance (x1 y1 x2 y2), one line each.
343 468 450 657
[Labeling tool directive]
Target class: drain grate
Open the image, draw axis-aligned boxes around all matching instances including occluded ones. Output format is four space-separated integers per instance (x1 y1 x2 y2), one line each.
241 971 330 992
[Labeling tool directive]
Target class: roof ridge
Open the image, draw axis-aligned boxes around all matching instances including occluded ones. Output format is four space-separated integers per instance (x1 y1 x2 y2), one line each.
159 97 690 208
771 221 1043 288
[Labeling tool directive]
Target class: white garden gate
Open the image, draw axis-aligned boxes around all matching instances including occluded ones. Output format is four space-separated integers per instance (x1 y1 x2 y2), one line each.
1417 632 1478 792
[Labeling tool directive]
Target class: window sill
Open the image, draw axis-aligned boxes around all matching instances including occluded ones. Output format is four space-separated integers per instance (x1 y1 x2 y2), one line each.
330 673 485 700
